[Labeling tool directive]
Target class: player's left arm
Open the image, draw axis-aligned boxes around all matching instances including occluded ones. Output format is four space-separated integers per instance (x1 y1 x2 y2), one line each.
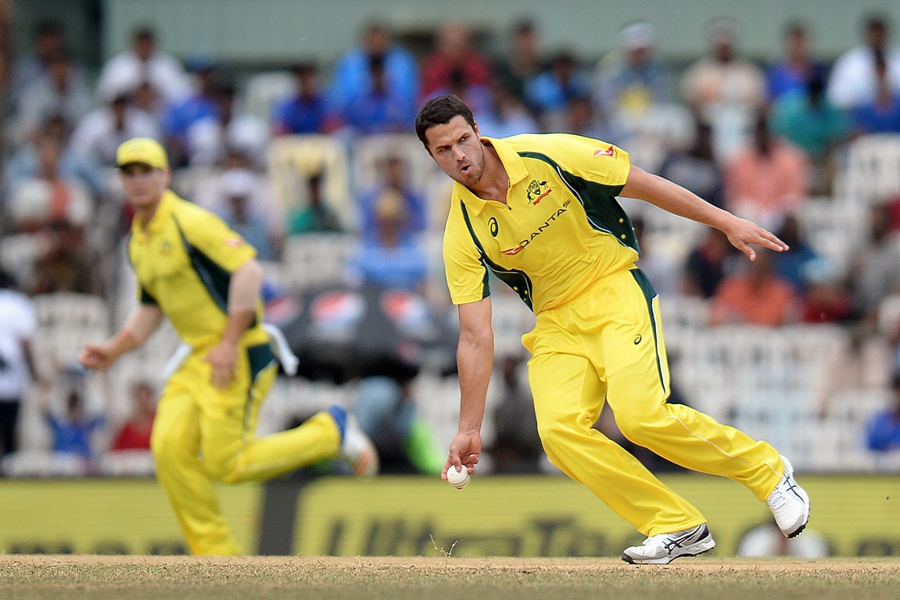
206 258 264 390
181 208 263 389
620 165 789 261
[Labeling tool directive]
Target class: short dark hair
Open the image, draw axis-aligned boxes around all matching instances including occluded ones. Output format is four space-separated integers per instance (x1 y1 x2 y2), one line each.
35 20 63 38
0 270 18 290
414 94 476 149
865 14 887 32
784 20 807 38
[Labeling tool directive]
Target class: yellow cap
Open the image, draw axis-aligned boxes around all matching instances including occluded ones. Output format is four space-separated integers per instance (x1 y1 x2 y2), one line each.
115 137 169 170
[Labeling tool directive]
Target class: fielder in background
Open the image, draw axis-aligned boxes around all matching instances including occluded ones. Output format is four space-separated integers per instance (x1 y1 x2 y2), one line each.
415 94 810 565
78 138 378 556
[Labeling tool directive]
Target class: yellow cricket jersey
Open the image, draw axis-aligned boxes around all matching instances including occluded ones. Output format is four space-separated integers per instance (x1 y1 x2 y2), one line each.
443 133 637 313
128 190 268 349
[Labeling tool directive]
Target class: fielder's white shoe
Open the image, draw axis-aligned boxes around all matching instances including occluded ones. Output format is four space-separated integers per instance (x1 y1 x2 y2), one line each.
621 524 715 565
330 406 379 477
765 455 810 538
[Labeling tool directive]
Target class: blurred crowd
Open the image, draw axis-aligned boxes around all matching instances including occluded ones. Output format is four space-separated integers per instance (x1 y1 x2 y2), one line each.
2 13 900 477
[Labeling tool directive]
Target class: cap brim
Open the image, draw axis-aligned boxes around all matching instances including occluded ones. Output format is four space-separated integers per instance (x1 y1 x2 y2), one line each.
117 161 164 170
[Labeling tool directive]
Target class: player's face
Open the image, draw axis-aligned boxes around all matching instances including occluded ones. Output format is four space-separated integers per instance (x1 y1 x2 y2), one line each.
425 116 485 188
119 163 170 211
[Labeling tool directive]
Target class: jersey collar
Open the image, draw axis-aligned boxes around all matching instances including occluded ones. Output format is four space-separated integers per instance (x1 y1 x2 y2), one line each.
456 136 530 216
132 189 177 239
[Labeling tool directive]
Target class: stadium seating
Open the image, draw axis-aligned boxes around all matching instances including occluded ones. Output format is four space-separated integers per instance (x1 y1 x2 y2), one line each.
267 135 354 229
280 233 357 293
833 134 900 206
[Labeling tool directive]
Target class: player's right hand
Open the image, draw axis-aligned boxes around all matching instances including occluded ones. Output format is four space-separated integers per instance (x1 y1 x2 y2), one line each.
443 430 481 480
78 343 117 371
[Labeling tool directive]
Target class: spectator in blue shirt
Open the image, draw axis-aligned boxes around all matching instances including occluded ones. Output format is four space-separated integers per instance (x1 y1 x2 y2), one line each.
161 54 219 167
343 54 417 135
41 387 105 463
345 191 428 294
852 50 900 134
328 22 419 129
357 155 426 244
866 372 900 452
526 51 591 123
771 213 822 296
272 62 334 136
766 22 828 103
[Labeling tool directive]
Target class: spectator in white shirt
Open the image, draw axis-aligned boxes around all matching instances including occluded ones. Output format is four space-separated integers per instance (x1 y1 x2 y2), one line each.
0 271 38 464
11 50 94 148
95 26 190 106
10 20 86 105
68 87 161 167
828 14 900 110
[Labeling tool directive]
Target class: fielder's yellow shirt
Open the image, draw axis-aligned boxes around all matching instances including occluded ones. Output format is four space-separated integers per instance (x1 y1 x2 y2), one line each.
443 134 636 313
128 190 267 349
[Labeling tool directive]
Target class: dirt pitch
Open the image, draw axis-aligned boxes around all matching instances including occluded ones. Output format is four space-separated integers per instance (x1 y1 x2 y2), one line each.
0 555 898 600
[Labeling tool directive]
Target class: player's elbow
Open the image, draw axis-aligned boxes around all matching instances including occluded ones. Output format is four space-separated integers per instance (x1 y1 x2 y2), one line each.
459 326 493 356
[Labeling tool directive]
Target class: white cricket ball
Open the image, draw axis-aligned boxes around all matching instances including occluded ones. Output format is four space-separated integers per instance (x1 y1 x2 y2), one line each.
447 465 470 489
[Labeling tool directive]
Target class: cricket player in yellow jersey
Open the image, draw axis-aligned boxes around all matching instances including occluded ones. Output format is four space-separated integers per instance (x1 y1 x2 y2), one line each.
416 95 810 564
79 138 378 556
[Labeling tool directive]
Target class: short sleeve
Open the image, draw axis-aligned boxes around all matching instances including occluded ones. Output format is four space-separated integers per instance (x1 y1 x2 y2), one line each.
443 202 490 305
127 242 159 305
179 207 257 273
554 134 631 190
136 285 159 305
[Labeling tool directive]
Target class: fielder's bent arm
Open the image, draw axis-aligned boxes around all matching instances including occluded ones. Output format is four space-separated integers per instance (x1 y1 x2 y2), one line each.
221 259 264 344
78 304 164 370
204 259 264 389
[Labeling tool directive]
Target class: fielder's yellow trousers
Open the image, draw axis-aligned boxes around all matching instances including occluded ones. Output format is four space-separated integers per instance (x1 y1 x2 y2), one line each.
151 342 340 555
522 268 785 537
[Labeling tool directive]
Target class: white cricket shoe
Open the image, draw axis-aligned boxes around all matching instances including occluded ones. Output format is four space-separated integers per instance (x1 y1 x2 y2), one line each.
329 405 379 477
621 524 715 564
765 455 810 538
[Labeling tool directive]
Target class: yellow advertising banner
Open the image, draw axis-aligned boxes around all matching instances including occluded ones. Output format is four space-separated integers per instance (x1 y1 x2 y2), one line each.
295 475 900 558
0 480 260 555
0 475 898 557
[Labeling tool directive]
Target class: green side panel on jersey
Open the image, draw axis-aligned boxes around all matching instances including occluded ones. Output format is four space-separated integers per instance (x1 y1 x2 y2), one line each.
460 201 535 311
173 216 232 315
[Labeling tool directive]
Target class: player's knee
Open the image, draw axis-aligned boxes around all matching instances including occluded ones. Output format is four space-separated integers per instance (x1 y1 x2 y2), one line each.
150 428 178 464
536 417 578 455
203 458 229 482
203 451 242 484
615 418 647 445
614 404 667 444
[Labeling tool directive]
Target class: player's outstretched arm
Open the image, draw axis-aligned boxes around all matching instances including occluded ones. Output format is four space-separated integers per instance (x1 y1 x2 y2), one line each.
444 297 493 480
79 304 164 371
620 166 789 261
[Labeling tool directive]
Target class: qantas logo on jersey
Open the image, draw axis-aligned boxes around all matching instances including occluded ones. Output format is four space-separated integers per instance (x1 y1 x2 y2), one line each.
501 200 572 255
593 145 615 157
525 179 552 205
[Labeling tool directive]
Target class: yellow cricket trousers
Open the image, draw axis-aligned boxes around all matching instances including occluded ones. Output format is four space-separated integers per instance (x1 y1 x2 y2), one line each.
151 341 341 555
522 268 785 537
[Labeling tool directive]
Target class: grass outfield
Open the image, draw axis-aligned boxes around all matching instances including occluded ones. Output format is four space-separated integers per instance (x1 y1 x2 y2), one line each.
0 556 898 600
